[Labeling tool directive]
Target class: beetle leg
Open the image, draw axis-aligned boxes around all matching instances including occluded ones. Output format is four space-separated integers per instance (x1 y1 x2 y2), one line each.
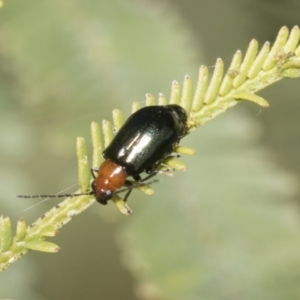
123 188 133 202
142 157 175 182
132 175 142 182
139 171 159 183
90 168 98 179
133 150 182 184
123 180 134 202
163 153 181 160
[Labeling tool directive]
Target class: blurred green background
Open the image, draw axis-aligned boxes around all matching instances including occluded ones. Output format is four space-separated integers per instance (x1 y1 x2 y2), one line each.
1 1 300 299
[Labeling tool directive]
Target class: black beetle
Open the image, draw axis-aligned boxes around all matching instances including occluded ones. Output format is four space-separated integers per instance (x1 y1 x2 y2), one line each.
17 104 188 206
91 104 188 204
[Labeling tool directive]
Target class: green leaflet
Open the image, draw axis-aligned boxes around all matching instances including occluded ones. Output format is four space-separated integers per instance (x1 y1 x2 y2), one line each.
0 216 12 252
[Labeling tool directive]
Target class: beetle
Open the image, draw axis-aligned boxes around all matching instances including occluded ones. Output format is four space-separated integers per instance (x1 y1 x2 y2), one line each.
17 104 188 205
91 104 188 204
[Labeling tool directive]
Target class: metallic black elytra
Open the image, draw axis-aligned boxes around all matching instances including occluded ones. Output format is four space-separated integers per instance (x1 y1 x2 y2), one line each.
92 104 188 204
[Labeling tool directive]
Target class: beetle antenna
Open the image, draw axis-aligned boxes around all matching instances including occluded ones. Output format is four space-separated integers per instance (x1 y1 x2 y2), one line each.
16 191 94 199
16 179 158 199
17 183 91 212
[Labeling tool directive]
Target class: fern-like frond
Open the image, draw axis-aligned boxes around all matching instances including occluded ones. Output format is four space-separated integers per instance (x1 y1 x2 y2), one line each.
1 26 300 272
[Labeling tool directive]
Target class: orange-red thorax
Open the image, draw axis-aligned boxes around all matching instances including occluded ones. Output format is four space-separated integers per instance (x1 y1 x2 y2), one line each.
94 159 127 199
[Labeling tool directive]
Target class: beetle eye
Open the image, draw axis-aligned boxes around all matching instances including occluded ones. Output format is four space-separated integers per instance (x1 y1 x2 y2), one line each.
97 190 112 205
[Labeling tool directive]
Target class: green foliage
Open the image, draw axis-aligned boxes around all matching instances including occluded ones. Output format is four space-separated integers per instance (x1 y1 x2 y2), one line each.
1 26 300 273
